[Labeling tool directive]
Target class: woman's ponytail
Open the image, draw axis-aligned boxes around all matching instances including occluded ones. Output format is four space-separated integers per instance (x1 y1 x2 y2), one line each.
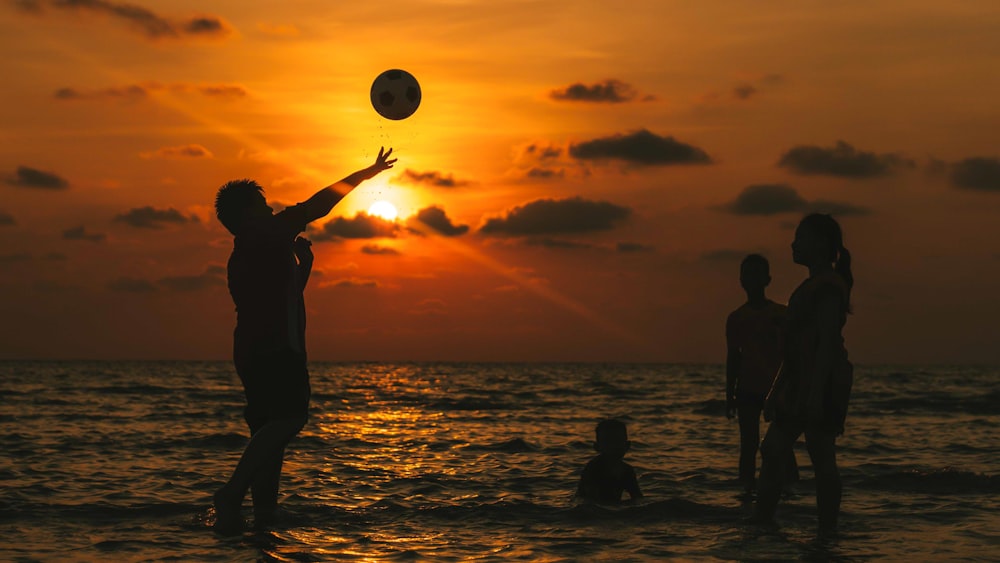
800 213 854 314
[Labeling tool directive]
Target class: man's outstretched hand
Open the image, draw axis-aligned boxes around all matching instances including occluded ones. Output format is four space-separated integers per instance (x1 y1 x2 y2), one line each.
361 147 397 180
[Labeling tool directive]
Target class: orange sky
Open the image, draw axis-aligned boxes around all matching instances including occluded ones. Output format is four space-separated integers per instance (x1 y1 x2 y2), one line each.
1 1 999 362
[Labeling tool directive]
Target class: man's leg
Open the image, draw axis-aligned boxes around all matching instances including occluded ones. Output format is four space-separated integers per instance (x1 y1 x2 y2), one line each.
804 427 841 534
736 402 763 493
245 416 285 528
753 419 802 524
251 447 285 527
214 416 306 534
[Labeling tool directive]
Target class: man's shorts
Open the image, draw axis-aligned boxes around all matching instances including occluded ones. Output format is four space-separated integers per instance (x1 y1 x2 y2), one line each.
233 345 310 432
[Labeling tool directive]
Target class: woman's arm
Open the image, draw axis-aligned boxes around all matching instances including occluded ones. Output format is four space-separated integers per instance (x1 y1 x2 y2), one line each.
799 292 843 422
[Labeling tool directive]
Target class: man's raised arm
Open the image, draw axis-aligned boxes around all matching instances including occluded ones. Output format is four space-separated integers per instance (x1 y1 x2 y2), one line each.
300 147 396 224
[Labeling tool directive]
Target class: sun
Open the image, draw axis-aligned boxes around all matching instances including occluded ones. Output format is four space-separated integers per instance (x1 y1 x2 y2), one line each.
367 200 398 221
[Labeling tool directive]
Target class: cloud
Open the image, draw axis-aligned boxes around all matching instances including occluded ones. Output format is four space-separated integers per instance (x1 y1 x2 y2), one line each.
14 1 44 13
407 206 469 237
950 157 1000 191
722 184 869 216
509 142 576 180
108 276 157 293
733 83 757 100
310 213 398 241
778 140 914 178
700 249 751 262
182 16 227 36
569 129 712 166
62 225 106 242
5 166 69 189
480 196 631 236
616 242 654 253
195 84 247 99
521 143 563 161
24 0 231 40
54 82 246 103
0 253 33 264
550 79 639 103
724 184 806 215
525 167 564 179
157 266 226 291
396 169 470 188
139 144 213 159
524 238 593 249
321 277 379 289
54 84 149 102
361 244 400 255
698 74 785 105
0 212 15 226
113 206 193 228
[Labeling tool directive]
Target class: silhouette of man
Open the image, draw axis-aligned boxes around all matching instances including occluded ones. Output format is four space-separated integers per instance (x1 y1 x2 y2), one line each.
212 147 396 534
726 254 798 497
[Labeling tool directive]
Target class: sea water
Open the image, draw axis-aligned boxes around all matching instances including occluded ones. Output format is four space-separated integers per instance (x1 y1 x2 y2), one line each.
2 362 997 561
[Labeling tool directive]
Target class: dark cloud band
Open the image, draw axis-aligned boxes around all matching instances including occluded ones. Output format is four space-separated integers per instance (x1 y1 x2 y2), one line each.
113 206 192 229
6 166 69 189
778 140 913 178
722 183 868 216
951 157 1000 191
311 213 398 241
569 130 712 165
550 79 638 103
480 196 631 236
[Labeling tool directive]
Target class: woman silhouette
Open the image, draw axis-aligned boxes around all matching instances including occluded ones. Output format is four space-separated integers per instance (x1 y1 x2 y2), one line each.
753 213 854 535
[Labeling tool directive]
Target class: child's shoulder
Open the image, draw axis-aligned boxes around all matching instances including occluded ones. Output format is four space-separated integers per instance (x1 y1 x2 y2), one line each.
728 303 751 320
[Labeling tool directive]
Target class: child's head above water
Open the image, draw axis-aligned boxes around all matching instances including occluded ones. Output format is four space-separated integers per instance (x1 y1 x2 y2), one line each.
594 419 631 459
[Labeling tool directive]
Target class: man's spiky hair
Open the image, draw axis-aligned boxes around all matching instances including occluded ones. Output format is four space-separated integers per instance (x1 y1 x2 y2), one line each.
215 178 263 235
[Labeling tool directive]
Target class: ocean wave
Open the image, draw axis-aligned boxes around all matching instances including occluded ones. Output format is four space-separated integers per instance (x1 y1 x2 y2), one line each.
691 398 728 415
88 384 175 395
148 432 249 452
855 466 999 494
462 438 539 453
427 397 514 411
3 500 205 522
862 392 1000 415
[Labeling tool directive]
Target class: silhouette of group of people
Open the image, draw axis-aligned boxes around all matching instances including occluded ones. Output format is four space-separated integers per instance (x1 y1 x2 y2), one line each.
211 147 854 538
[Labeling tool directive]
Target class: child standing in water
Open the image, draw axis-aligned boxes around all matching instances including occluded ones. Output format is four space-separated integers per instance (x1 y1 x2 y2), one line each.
753 213 854 536
725 254 799 497
577 419 643 503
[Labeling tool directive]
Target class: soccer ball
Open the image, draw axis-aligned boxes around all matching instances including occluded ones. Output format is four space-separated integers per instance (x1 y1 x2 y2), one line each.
370 69 421 120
